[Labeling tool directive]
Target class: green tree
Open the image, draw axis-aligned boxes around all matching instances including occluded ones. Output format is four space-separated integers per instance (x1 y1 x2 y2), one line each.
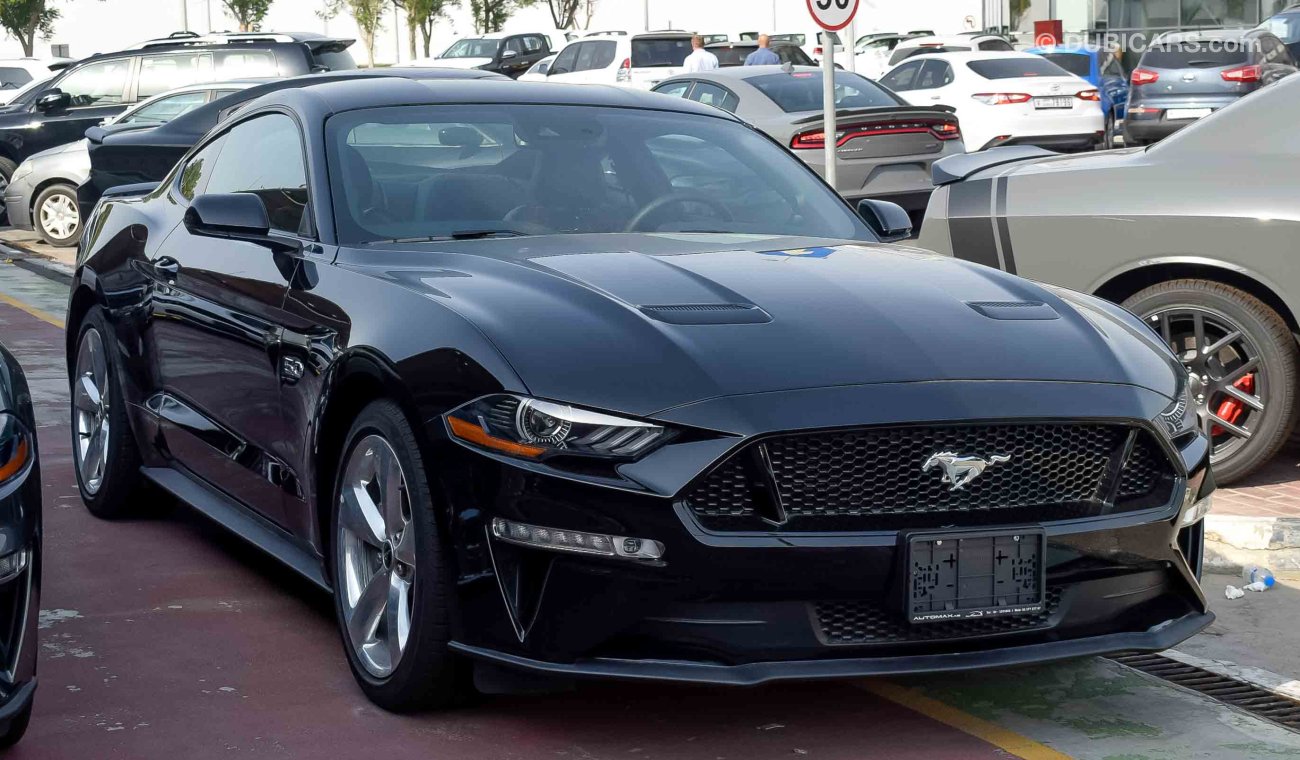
322 0 387 67
0 0 58 57
398 0 458 57
469 0 533 33
221 0 274 32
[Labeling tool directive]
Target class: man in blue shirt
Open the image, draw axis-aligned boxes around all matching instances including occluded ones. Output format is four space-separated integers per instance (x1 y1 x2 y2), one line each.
744 35 781 65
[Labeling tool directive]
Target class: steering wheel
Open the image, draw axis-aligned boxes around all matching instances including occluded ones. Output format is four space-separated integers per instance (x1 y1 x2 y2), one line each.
623 193 734 232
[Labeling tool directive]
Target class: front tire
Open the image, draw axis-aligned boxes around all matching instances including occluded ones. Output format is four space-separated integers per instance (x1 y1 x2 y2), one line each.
1098 113 1116 150
1124 280 1300 484
34 183 80 246
72 307 146 518
330 399 462 711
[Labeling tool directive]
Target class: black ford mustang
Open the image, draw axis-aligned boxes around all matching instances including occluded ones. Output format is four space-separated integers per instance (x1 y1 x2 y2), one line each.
70 76 1214 710
0 346 39 744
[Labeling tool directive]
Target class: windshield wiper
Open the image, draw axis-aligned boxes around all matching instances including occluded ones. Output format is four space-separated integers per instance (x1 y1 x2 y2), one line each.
370 229 530 244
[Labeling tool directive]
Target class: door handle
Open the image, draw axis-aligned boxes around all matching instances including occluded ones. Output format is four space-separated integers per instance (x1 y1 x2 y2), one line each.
153 257 181 277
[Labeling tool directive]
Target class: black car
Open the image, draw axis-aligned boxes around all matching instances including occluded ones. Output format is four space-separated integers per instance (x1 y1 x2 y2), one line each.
706 41 816 67
78 68 508 220
70 75 1212 710
429 33 554 78
1126 28 1296 145
0 346 40 746
0 31 356 184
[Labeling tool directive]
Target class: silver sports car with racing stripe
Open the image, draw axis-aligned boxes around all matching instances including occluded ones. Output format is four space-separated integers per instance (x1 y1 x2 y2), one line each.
917 74 1300 484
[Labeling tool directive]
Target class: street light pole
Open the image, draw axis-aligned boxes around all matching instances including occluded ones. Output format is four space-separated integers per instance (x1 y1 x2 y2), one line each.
643 0 650 32
822 43 837 188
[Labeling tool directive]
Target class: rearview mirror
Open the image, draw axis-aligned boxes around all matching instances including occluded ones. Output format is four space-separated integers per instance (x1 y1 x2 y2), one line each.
185 193 271 239
35 89 70 112
857 199 913 243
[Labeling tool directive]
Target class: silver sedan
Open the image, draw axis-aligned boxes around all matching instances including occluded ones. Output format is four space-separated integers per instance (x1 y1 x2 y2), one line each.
651 65 965 214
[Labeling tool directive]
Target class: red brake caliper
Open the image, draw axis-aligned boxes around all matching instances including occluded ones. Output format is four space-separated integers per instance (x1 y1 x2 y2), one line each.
1212 373 1255 436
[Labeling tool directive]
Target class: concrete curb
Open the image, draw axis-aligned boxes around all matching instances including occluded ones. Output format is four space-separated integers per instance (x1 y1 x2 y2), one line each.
1204 514 1300 578
0 242 74 286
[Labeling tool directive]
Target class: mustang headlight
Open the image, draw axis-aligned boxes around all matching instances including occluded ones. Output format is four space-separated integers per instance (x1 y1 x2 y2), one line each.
445 395 671 461
0 413 31 485
1157 366 1199 441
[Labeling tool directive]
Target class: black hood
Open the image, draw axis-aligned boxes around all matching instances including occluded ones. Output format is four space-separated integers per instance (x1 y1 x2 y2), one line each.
358 234 1179 419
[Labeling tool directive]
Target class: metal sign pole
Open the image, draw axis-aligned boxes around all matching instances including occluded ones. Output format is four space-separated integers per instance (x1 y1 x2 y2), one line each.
822 45 837 189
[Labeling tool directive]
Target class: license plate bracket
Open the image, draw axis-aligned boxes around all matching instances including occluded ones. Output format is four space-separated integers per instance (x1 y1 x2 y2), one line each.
906 529 1045 624
1033 97 1074 109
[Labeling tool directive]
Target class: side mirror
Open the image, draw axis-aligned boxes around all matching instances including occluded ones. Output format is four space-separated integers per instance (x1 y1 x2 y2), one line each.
35 89 69 112
184 193 270 239
501 49 519 60
857 199 913 243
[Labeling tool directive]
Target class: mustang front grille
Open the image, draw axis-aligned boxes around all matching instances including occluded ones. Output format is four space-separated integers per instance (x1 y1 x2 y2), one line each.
683 424 1177 532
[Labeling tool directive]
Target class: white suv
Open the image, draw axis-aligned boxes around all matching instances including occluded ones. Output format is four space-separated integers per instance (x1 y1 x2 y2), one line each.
541 32 693 90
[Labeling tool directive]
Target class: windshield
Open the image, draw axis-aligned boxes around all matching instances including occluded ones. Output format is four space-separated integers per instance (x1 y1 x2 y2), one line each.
441 38 502 59
1039 53 1091 77
748 71 903 112
967 58 1072 79
327 104 870 245
1259 13 1300 44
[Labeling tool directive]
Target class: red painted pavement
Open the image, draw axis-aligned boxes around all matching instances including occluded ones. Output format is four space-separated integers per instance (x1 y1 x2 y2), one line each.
0 299 1008 759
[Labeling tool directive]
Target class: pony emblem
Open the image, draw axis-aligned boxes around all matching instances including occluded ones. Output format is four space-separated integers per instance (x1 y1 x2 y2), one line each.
922 452 1012 491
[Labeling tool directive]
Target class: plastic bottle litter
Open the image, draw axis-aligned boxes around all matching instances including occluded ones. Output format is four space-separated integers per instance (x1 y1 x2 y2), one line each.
1225 585 1245 600
1242 565 1277 590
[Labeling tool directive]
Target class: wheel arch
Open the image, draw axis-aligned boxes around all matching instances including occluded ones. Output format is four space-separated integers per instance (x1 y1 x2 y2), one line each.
64 280 102 376
309 346 507 574
28 176 79 217
1092 257 1300 335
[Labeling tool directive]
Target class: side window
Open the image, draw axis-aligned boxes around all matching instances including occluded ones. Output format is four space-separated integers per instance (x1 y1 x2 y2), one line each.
214 50 279 79
504 37 524 55
917 60 953 88
689 82 739 113
654 80 692 98
205 114 310 236
589 41 617 70
138 53 212 98
56 58 132 107
551 44 580 74
880 60 923 91
178 134 226 201
121 90 209 124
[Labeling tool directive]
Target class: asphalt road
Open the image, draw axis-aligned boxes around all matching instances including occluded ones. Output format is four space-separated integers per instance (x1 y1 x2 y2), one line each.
3 260 1300 759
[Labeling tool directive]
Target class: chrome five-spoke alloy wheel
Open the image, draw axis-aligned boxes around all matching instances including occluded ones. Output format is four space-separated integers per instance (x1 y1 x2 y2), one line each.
73 327 110 494
338 435 416 679
1149 306 1265 464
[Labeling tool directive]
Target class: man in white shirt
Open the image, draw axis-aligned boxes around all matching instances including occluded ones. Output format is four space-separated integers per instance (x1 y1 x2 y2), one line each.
683 35 719 73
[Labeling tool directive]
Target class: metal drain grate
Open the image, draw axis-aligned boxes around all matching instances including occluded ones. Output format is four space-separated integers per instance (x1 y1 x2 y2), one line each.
1108 652 1300 731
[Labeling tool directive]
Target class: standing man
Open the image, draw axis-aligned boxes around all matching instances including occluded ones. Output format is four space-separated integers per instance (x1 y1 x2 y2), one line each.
744 34 781 65
684 35 720 72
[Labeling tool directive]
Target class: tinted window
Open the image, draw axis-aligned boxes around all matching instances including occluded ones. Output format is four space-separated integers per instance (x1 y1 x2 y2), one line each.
312 48 357 71
178 134 226 201
978 39 1015 51
121 90 209 124
1041 53 1092 77
776 45 816 65
688 82 739 112
0 67 32 90
578 40 617 70
654 80 692 98
138 53 213 98
443 38 503 58
215 50 279 78
1141 43 1250 68
57 58 132 106
551 44 580 74
205 114 309 235
967 58 1072 79
890 45 970 65
326 104 870 244
880 60 924 91
916 60 954 88
631 37 692 67
770 34 806 46
750 70 902 112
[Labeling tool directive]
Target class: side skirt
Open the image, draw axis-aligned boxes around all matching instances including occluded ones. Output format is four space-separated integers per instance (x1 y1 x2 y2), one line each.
141 466 331 593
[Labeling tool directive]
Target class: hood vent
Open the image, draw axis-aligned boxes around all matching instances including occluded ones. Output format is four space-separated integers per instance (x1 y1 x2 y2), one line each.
966 301 1059 321
639 303 772 325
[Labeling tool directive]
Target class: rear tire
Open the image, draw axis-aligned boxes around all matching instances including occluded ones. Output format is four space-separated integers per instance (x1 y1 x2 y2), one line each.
33 183 80 246
1123 280 1300 484
330 399 463 712
72 307 147 518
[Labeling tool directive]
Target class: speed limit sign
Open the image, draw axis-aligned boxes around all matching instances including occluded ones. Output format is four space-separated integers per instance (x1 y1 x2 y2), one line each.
807 0 859 31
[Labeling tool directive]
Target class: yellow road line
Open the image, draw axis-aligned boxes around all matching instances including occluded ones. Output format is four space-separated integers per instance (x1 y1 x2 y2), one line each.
859 680 1072 760
0 291 64 329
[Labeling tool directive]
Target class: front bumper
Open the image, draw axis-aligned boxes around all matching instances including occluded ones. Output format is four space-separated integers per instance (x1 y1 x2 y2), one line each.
434 381 1212 684
2 189 31 231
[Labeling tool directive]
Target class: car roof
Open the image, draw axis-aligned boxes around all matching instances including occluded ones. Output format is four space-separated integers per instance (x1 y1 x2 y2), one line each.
253 76 739 122
461 32 510 40
673 64 827 82
901 50 1045 63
